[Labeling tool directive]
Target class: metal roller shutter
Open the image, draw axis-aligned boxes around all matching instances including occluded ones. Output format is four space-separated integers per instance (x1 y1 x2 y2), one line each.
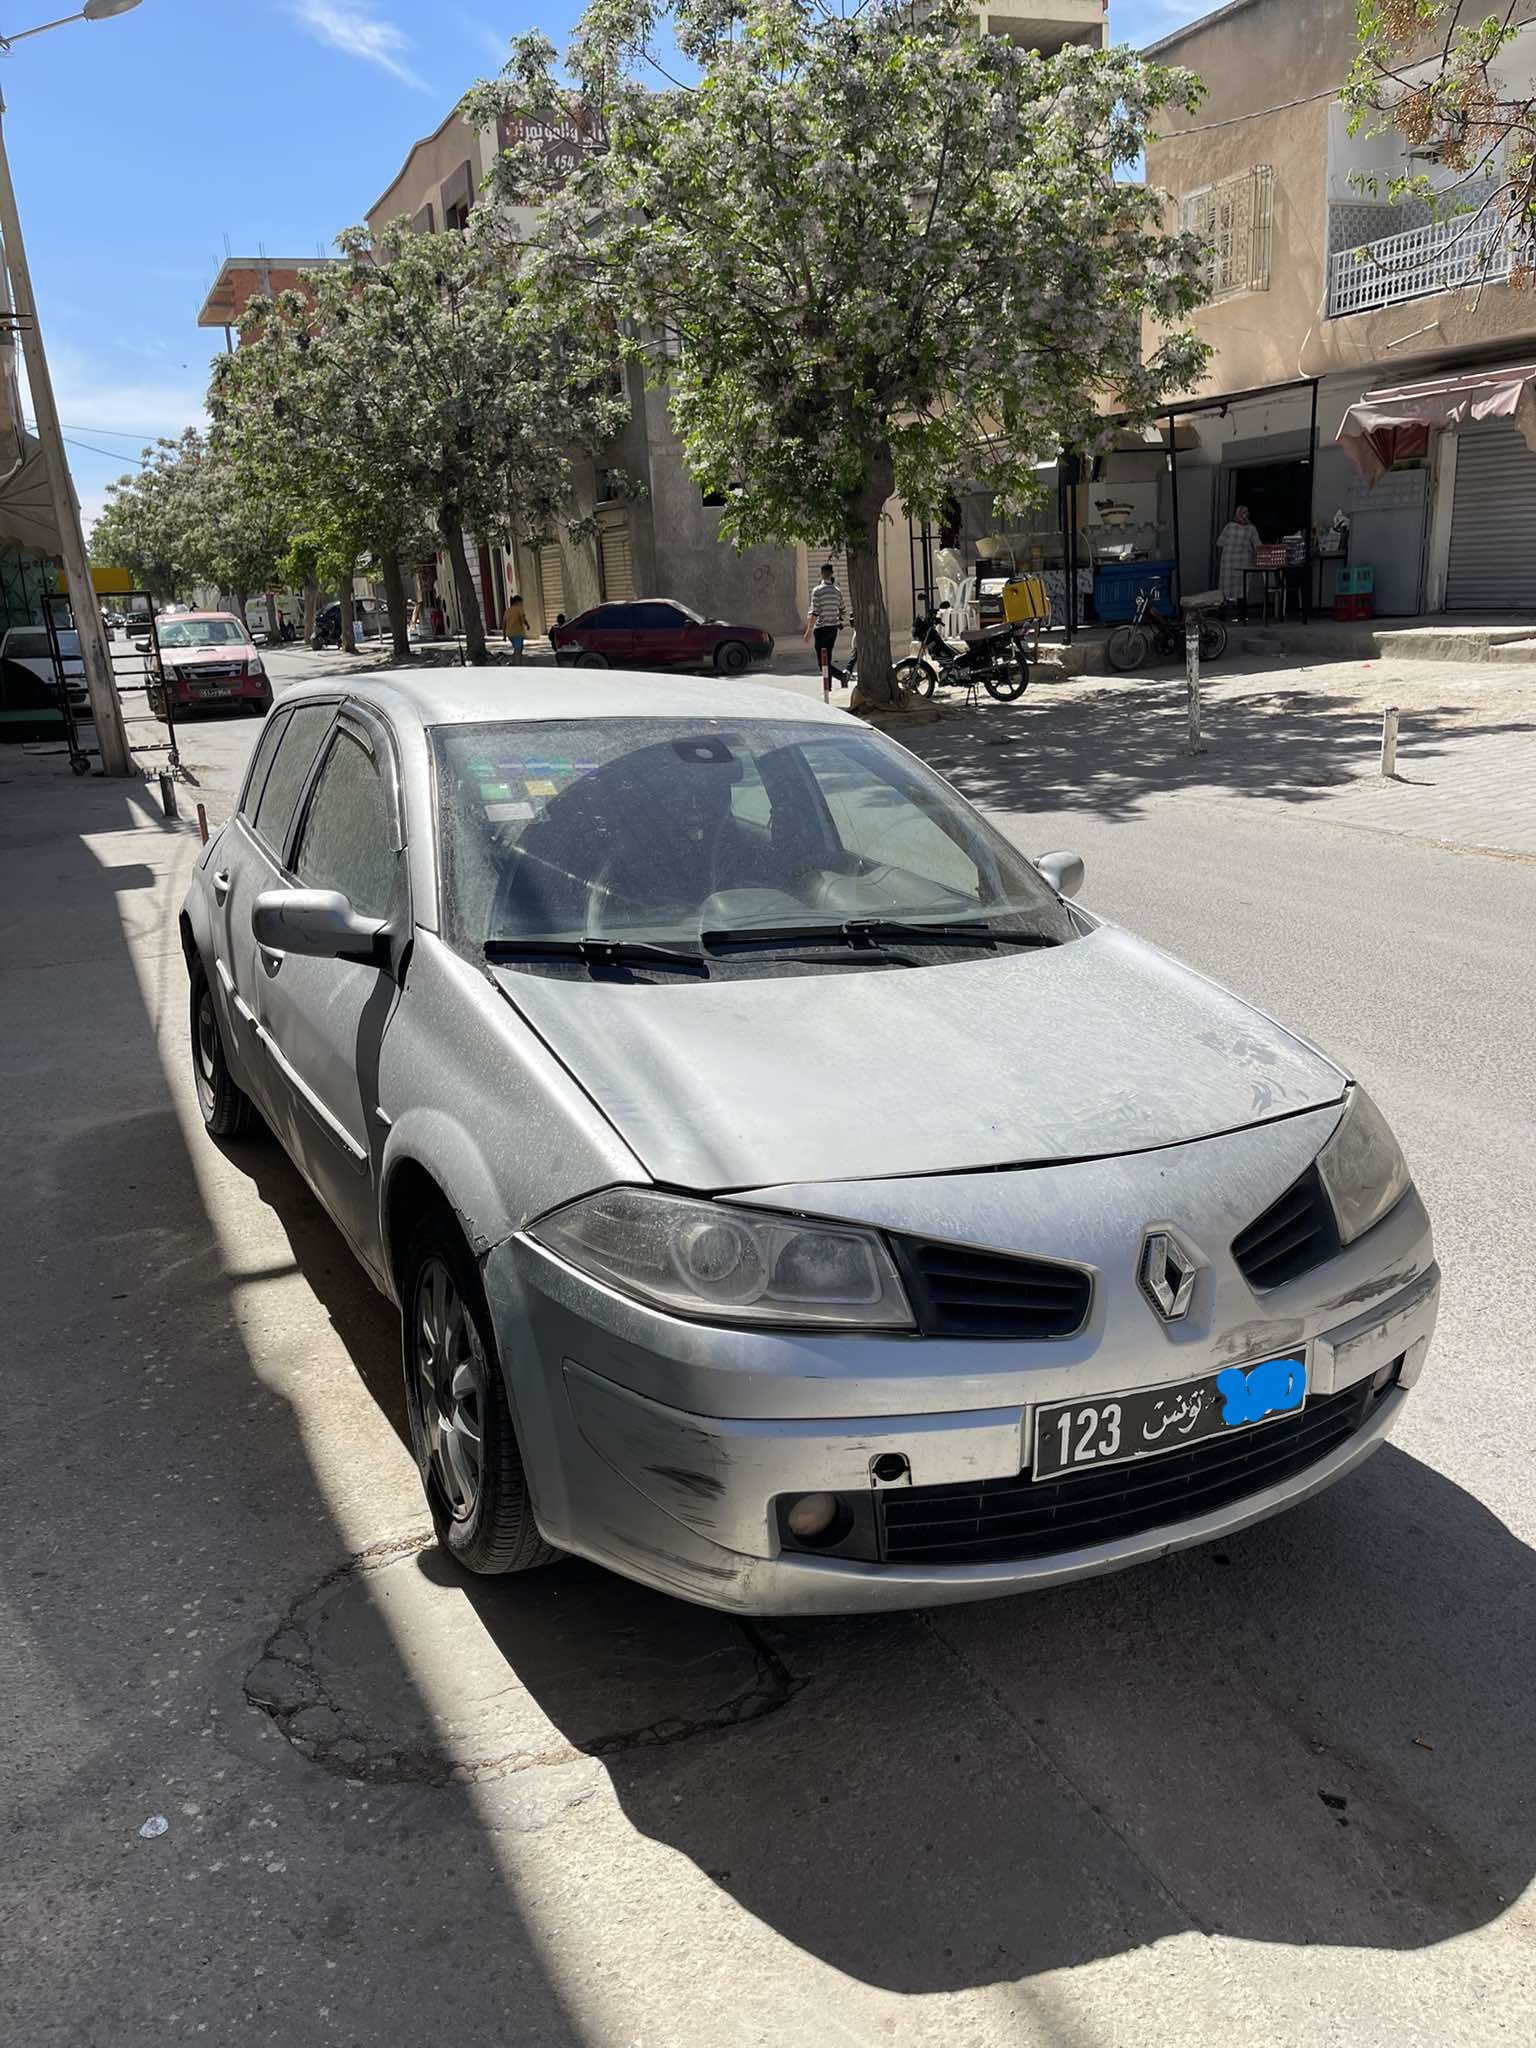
598 511 634 603
1446 420 1536 609
538 544 563 625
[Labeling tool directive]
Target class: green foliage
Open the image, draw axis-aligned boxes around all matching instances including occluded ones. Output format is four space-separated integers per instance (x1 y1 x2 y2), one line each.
89 429 287 605
211 222 631 656
463 0 1210 698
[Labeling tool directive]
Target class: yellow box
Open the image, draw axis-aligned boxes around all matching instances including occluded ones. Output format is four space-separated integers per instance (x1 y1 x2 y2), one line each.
1001 574 1049 625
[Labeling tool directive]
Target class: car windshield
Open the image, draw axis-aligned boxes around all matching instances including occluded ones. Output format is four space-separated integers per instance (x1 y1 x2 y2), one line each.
159 620 245 649
433 716 1075 963
8 630 79 657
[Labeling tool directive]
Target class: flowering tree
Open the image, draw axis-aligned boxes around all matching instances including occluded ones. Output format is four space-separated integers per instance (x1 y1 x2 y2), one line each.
1346 4 1536 257
91 429 287 621
213 224 630 664
464 0 1209 706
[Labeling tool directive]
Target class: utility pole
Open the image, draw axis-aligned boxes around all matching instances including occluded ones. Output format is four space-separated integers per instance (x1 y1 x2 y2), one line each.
0 87 133 774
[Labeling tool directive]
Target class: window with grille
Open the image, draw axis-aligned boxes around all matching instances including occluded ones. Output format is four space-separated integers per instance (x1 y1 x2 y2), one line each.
1181 167 1274 301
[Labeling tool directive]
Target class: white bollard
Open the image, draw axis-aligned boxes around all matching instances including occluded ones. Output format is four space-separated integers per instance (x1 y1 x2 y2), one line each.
1380 705 1400 779
1184 614 1206 756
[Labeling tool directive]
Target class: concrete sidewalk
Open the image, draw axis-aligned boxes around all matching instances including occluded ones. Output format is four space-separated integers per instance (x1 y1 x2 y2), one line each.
900 654 1536 860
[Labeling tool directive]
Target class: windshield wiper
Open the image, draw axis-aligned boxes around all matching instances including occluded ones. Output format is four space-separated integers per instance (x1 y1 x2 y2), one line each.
485 936 709 976
699 918 1058 953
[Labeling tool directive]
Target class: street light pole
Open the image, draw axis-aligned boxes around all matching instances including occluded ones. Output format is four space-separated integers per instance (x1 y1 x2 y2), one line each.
0 0 144 777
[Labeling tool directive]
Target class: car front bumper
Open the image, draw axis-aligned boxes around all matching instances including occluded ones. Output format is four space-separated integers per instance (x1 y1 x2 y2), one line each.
482 1193 1439 1617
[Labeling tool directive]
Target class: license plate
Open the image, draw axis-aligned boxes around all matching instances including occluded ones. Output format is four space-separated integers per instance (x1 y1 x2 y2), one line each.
192 685 231 698
1032 1354 1308 1480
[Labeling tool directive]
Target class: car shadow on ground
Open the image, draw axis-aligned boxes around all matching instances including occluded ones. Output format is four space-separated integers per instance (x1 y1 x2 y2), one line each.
437 1439 1533 1994
221 1128 410 1449
900 682 1536 825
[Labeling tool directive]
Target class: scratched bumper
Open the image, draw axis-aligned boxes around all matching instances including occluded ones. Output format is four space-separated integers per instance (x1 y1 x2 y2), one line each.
482 1228 1439 1616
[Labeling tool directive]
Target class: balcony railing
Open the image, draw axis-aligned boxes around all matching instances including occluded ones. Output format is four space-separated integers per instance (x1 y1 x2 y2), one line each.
1328 211 1529 317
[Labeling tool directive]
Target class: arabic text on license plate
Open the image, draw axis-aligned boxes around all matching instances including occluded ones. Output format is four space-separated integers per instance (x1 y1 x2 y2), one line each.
1032 1354 1308 1480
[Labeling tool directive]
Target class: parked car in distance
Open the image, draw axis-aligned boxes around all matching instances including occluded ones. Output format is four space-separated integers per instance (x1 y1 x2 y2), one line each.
550 598 774 674
0 624 87 727
182 671 1436 1617
155 612 271 716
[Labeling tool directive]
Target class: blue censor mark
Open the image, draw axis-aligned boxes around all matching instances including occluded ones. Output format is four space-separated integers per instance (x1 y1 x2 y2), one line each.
1216 1357 1306 1428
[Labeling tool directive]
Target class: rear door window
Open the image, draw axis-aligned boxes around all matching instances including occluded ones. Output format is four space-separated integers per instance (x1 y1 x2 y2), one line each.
292 728 401 921
250 703 336 858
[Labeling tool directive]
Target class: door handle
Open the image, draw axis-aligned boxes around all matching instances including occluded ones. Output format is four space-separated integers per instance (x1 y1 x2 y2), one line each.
212 869 231 901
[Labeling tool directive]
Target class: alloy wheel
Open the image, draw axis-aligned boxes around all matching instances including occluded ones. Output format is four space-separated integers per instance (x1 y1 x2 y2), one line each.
413 1255 485 1522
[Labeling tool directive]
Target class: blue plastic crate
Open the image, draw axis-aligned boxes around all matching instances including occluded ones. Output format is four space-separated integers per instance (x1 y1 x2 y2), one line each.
1336 565 1374 594
1093 560 1175 624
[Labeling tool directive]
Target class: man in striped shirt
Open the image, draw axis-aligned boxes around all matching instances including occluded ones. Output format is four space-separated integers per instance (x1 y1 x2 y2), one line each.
807 564 846 698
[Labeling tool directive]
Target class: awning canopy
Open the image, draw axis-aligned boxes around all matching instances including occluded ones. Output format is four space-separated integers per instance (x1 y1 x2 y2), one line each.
0 432 63 558
1337 365 1536 486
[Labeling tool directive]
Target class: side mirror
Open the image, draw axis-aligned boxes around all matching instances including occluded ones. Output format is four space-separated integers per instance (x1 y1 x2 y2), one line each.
1036 849 1085 900
252 888 389 966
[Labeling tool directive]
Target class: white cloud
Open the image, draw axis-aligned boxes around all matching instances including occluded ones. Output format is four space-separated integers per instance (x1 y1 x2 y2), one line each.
288 2 429 91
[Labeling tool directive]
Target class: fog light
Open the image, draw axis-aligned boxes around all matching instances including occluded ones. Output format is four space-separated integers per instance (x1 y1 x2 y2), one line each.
785 1492 841 1541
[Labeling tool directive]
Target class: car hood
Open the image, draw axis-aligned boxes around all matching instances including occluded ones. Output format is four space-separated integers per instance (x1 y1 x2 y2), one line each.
490 925 1346 1191
162 644 249 666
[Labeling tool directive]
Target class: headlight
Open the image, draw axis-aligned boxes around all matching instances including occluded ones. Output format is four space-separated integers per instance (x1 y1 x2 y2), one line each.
529 1188 913 1329
1317 1087 1411 1246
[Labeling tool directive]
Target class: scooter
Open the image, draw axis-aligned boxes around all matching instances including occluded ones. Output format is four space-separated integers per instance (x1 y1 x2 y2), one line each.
894 603 1030 702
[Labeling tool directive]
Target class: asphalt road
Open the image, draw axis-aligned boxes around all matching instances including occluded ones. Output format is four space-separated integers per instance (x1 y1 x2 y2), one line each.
5 653 1533 2047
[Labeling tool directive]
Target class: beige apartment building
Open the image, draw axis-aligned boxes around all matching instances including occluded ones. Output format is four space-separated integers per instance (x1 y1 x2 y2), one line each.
1142 0 1536 615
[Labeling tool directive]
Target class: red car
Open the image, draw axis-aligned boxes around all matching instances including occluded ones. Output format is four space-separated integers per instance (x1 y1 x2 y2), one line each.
154 612 273 717
550 598 774 674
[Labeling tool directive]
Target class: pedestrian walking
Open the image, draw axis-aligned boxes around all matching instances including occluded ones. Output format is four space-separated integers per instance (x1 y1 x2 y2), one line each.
502 592 529 664
806 562 846 701
1216 505 1263 622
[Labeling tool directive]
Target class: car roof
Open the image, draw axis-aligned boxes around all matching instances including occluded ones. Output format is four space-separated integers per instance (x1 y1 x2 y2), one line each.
166 611 246 625
278 667 843 733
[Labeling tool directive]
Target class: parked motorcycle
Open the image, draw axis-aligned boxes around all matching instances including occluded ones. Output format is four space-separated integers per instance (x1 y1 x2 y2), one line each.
893 603 1030 703
1106 589 1228 674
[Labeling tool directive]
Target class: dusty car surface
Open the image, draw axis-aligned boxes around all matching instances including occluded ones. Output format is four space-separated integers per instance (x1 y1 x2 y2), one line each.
181 671 1437 1614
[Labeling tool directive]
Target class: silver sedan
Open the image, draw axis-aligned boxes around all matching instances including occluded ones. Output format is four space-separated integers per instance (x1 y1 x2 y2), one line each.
181 671 1438 1614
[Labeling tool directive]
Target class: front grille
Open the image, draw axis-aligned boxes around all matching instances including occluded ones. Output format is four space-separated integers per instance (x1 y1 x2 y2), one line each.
1232 1165 1340 1290
879 1380 1372 1565
893 1237 1091 1339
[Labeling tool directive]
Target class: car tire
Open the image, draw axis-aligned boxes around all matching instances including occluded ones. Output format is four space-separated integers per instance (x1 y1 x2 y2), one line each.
573 651 609 669
715 640 751 675
247 688 273 716
189 960 260 1141
402 1209 557 1577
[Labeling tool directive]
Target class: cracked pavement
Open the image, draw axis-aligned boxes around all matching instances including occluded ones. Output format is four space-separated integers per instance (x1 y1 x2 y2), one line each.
3 653 1534 2046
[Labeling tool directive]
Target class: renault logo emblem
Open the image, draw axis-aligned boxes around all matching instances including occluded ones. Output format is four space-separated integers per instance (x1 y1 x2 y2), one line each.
1139 1231 1198 1322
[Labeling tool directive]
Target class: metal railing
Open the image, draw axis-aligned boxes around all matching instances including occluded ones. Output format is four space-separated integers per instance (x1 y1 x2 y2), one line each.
1328 210 1527 317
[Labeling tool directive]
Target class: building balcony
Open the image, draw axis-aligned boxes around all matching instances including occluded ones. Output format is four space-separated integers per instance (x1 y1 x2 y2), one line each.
910 0 1107 53
1328 209 1529 319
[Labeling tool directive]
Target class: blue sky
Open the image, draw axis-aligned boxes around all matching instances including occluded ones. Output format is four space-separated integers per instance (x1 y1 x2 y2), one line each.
9 0 1214 530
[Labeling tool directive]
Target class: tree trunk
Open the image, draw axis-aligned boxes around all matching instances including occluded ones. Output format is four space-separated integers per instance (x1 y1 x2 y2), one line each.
559 460 604 619
441 513 487 662
846 453 898 712
338 568 357 654
303 579 320 650
382 552 411 663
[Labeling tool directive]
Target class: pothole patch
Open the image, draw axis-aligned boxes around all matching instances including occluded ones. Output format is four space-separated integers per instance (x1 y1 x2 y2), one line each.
245 1537 800 1784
